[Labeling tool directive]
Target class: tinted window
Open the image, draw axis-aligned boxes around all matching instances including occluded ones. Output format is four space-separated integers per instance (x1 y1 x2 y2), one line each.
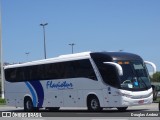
119 61 151 91
5 68 17 82
90 54 120 88
97 64 119 88
5 59 97 82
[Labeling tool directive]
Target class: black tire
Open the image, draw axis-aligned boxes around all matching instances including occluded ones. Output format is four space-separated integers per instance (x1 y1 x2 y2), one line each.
153 87 158 101
24 98 35 112
158 101 160 111
88 96 102 112
117 107 128 112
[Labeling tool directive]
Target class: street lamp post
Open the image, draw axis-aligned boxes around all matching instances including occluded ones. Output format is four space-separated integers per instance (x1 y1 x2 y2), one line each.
69 43 75 54
0 2 4 99
25 52 30 62
40 23 48 59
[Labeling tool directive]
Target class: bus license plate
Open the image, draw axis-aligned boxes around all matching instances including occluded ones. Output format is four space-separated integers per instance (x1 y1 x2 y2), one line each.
138 100 144 104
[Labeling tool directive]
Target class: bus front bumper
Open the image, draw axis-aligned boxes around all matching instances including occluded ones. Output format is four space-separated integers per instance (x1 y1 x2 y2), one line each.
121 94 153 107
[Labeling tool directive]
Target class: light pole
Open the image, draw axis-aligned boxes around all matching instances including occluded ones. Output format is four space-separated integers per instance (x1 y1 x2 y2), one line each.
25 52 30 62
40 23 48 59
69 43 75 54
0 2 4 99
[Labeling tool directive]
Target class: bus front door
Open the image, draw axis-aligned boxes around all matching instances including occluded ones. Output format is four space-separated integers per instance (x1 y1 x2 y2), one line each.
103 87 120 107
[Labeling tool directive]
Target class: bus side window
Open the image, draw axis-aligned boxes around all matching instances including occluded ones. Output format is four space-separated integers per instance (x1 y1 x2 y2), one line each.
37 65 45 80
16 67 25 82
5 68 17 82
63 62 75 78
73 59 97 80
29 66 38 81
45 63 59 80
45 64 53 79
100 64 119 87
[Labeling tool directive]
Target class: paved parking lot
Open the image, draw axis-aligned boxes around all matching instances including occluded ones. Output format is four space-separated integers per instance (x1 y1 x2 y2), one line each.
0 102 159 112
0 103 159 120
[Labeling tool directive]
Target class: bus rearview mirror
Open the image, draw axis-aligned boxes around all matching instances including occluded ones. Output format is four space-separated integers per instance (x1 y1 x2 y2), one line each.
144 61 157 75
103 62 123 76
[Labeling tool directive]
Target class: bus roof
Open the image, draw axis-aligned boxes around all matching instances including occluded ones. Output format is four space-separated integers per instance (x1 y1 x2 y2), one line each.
4 51 142 69
91 52 142 61
4 51 92 69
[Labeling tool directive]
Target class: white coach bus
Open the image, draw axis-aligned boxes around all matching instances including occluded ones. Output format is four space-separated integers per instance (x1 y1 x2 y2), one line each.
4 51 156 112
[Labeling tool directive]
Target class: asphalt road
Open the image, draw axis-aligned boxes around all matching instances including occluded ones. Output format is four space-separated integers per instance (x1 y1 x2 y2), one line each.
0 103 159 120
0 103 159 112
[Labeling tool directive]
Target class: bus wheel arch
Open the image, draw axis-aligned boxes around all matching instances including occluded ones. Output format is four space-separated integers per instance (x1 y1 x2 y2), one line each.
87 94 102 111
24 96 36 112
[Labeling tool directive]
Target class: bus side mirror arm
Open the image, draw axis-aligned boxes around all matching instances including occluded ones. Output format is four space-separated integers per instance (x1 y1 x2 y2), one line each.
103 62 123 76
144 61 157 74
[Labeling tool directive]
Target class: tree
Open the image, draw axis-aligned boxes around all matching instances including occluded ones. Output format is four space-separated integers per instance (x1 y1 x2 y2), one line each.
151 72 160 82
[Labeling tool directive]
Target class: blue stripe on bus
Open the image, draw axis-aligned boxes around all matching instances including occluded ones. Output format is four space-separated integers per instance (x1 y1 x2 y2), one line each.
25 82 37 107
28 81 44 107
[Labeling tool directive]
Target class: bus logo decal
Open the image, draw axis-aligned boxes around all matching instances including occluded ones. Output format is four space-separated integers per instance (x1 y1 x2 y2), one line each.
46 81 73 90
25 81 44 107
25 82 37 107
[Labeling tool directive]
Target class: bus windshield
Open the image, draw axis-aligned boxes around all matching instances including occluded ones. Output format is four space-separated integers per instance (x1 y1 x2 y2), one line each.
118 61 151 91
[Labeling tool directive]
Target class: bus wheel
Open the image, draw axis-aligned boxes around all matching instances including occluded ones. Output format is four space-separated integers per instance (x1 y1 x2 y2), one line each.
88 96 102 112
117 107 128 112
159 101 160 111
152 85 158 101
24 98 34 112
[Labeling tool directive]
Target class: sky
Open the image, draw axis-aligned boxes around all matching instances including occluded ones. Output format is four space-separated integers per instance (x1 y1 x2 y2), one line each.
1 0 160 71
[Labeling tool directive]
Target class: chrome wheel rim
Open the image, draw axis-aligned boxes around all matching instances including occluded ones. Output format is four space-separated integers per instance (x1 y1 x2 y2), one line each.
91 99 98 110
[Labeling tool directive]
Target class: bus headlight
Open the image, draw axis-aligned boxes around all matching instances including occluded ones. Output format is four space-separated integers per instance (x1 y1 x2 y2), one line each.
116 91 133 98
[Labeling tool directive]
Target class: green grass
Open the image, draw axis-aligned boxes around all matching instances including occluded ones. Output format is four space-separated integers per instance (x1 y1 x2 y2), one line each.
0 98 6 105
